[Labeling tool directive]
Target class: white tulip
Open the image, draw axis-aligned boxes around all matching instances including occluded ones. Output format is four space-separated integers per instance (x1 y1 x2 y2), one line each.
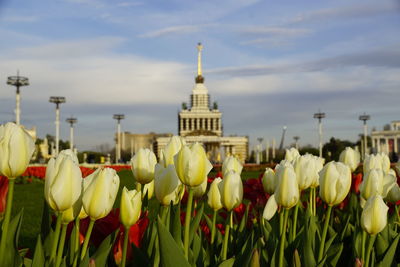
219 170 243 211
284 148 300 163
120 187 142 228
45 149 82 212
160 136 186 167
359 169 396 199
361 195 388 235
364 153 391 174
275 164 299 208
222 156 243 177
319 161 351 206
294 154 323 191
82 168 120 220
339 147 360 172
131 148 157 184
0 122 35 178
262 168 276 194
263 194 278 220
154 164 183 206
174 143 213 187
207 178 223 211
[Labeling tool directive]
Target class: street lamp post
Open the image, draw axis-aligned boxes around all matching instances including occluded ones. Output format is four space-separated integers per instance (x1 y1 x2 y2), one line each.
313 111 326 157
49 96 66 156
113 114 125 163
7 72 29 125
66 117 77 150
359 113 370 158
293 136 300 150
257 137 264 163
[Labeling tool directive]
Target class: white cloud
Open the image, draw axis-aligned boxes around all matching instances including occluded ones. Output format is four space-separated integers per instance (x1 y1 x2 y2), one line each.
138 25 204 38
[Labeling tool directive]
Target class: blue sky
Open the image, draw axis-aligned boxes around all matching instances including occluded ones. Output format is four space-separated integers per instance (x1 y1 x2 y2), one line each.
0 0 399 151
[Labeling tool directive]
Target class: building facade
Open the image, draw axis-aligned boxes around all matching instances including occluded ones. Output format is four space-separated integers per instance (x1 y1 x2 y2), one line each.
371 121 400 155
156 43 248 163
120 132 173 157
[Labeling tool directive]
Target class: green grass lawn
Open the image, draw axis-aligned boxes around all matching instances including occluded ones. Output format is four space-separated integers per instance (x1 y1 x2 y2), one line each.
11 169 263 251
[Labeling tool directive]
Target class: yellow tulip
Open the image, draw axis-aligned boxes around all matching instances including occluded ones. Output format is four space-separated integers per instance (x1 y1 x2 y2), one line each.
219 170 243 211
361 195 388 235
45 149 82 212
284 148 300 163
0 122 35 178
339 147 360 172
143 180 154 199
82 168 120 220
130 148 157 184
207 178 223 210
386 184 400 203
319 161 351 206
120 187 142 228
193 178 208 198
154 164 183 206
222 156 243 177
160 136 186 167
174 143 213 187
262 168 275 194
359 169 396 200
364 153 391 174
293 154 323 191
274 164 299 209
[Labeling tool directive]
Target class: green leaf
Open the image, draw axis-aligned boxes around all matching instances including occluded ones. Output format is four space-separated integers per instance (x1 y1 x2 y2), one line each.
171 203 183 249
2 209 24 266
40 200 51 242
377 234 400 267
238 204 250 233
376 233 389 258
130 242 151 267
157 218 190 267
326 243 343 267
324 232 337 256
233 233 254 267
218 257 235 267
31 235 45 267
293 249 301 267
92 234 112 267
192 232 201 263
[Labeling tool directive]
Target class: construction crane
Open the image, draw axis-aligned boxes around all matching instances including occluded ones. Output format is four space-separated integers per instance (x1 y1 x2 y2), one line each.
278 126 287 150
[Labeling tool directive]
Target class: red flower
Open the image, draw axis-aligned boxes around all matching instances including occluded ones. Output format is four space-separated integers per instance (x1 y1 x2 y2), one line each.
352 173 363 194
0 176 8 219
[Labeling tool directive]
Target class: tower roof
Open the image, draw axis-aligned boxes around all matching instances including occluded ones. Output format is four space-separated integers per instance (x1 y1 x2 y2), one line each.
195 42 204 84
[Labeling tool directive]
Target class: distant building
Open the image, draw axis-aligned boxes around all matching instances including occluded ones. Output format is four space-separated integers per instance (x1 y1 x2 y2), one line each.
120 132 173 156
156 43 248 163
371 121 400 154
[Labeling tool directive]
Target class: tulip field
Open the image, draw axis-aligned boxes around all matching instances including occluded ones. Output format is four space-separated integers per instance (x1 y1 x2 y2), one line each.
2 122 400 267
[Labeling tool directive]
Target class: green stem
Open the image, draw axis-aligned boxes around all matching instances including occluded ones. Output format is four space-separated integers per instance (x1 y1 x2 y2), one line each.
309 188 313 214
317 205 333 262
0 178 14 264
136 183 142 193
50 213 63 264
72 217 80 267
292 202 299 242
361 230 366 265
121 227 130 267
279 209 284 235
365 235 376 267
211 210 217 245
313 188 316 216
161 205 169 225
55 224 67 267
222 213 232 261
184 188 194 260
80 219 95 260
278 209 289 267
395 205 400 224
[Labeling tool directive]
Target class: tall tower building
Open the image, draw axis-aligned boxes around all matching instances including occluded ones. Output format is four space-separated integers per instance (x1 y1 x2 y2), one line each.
156 43 248 163
178 43 222 137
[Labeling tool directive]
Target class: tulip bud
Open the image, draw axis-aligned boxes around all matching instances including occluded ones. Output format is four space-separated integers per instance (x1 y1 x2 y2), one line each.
120 187 142 228
359 169 396 200
263 194 278 220
361 195 388 235
222 156 243 177
219 170 243 211
284 148 300 163
45 149 82 212
193 178 208 198
207 178 223 210
262 168 275 194
131 148 157 184
274 164 299 209
154 164 183 206
160 136 186 167
319 161 351 206
0 122 35 178
339 147 360 172
364 153 391 174
293 154 323 191
143 180 154 199
385 184 400 203
174 143 213 187
82 168 120 220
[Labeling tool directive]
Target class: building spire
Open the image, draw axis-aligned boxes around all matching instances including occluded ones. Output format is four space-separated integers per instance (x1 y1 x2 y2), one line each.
195 42 204 83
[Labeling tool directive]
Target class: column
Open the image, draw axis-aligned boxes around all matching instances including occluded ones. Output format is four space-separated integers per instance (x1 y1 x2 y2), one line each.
371 137 375 149
217 119 221 131
394 137 398 153
206 118 210 131
377 138 381 153
385 137 389 154
180 117 183 132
